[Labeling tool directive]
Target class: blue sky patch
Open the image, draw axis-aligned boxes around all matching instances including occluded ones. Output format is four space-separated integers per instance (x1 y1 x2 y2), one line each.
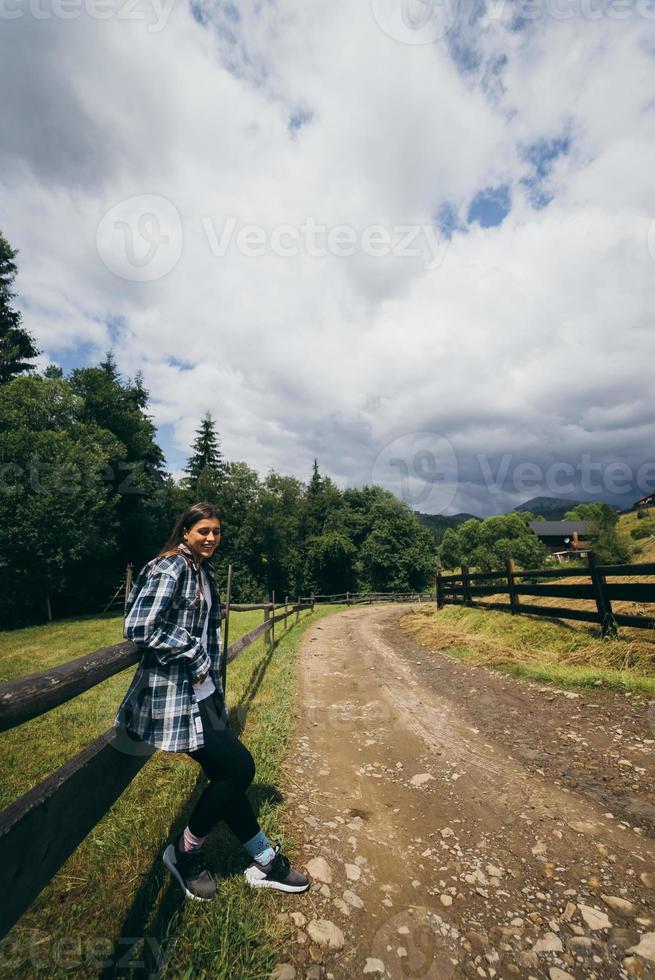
289 107 313 134
467 185 511 228
156 422 186 473
168 356 195 371
47 341 99 376
520 135 571 208
435 202 466 239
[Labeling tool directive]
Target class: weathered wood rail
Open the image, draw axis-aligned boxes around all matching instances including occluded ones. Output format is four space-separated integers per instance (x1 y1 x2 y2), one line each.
436 553 655 638
0 586 312 939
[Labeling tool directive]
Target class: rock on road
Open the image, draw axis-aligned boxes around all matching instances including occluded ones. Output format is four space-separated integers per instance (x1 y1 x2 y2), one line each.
273 605 655 980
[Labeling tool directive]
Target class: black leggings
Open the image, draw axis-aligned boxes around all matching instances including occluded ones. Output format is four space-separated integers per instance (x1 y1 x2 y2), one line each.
186 691 260 842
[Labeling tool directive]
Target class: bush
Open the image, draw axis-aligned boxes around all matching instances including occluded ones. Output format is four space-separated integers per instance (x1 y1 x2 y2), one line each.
631 524 655 540
637 508 651 520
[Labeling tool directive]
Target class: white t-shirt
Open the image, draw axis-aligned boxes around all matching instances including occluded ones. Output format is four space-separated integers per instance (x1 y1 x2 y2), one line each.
193 567 217 702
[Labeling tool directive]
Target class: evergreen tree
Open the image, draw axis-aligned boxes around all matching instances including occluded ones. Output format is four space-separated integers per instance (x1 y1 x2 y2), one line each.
0 232 39 384
303 459 342 538
209 461 262 600
185 412 226 492
69 360 168 577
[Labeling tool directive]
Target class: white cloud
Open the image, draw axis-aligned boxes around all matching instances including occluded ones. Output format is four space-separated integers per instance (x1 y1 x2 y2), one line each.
1 0 654 514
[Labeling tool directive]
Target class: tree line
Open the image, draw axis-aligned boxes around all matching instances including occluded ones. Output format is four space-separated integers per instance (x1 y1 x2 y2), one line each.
438 502 633 572
1 229 635 628
0 231 437 627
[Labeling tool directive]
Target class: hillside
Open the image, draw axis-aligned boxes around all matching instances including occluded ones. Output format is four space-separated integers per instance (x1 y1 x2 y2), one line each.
620 506 655 562
415 510 480 544
514 495 584 519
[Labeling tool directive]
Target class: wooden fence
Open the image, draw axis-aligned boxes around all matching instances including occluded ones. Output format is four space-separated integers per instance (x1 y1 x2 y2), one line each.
0 579 313 939
436 553 655 638
308 591 433 605
13 570 630 939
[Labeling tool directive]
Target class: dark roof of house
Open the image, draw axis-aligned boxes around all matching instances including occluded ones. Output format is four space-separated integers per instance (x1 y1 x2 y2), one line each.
529 521 589 536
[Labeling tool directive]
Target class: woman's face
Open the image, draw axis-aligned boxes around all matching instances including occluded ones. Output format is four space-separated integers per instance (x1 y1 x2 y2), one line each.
184 517 221 563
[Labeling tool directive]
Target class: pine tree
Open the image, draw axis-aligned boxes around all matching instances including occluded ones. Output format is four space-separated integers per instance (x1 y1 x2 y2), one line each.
185 412 226 491
304 459 341 538
0 231 39 384
99 349 119 380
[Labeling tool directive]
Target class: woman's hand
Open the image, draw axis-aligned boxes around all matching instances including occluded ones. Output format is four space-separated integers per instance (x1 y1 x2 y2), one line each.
195 671 209 686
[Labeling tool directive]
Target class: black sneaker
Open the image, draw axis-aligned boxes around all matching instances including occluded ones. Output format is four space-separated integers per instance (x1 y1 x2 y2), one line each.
163 840 217 901
244 845 310 893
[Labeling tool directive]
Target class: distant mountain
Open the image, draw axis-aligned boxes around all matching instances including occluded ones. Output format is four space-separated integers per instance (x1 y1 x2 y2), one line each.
415 511 481 544
514 496 583 520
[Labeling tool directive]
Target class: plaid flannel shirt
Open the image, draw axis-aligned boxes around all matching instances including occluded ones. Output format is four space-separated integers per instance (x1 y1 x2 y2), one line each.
114 543 223 752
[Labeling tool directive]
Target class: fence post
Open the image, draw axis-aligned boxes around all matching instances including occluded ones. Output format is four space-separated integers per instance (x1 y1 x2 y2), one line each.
346 591 351 606
124 563 133 614
436 572 444 610
285 594 289 627
296 595 300 623
271 591 276 647
588 551 617 638
461 564 472 604
263 596 271 650
506 558 520 615
221 564 233 694
311 592 315 612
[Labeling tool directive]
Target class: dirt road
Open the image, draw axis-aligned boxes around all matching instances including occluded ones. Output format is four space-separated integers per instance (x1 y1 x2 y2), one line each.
272 605 655 980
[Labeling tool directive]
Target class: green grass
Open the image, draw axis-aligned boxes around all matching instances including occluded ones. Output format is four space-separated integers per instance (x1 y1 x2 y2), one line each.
401 604 655 696
0 605 345 979
618 508 655 562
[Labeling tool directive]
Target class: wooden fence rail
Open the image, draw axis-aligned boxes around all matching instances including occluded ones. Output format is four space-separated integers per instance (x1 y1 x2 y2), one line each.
436 553 655 638
307 592 433 606
0 572 313 939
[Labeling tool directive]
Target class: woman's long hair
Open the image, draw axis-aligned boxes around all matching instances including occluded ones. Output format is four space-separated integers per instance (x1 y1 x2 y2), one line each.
156 502 222 562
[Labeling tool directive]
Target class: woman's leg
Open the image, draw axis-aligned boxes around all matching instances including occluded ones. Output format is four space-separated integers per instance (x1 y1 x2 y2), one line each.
178 691 310 894
186 692 261 843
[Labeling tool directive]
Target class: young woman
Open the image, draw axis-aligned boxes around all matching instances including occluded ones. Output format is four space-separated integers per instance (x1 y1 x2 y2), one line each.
114 502 309 900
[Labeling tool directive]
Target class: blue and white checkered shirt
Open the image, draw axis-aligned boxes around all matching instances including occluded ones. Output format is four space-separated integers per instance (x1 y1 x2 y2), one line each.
114 544 222 752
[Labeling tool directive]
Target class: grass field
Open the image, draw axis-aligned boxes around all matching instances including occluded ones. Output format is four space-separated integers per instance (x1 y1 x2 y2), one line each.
0 605 344 979
417 509 655 692
401 602 655 695
619 507 655 562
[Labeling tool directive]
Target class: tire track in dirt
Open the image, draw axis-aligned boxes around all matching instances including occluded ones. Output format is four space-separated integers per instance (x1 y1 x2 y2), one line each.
272 606 655 980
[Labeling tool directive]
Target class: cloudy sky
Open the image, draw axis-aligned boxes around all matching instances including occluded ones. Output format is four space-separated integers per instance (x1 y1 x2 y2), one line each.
2 0 654 515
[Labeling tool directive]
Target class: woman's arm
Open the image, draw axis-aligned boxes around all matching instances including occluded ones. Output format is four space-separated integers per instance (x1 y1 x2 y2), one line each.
124 568 211 683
